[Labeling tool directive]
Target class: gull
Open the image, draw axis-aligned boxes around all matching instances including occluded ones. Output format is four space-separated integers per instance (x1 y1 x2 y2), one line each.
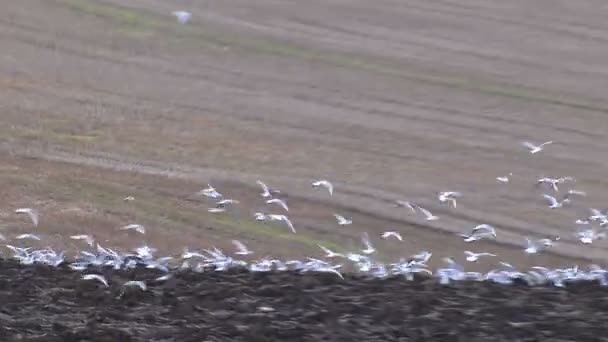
256 180 281 198
232 240 253 255
15 233 41 241
254 212 267 221
197 184 223 199
360 232 376 255
216 199 240 207
268 214 296 233
123 196 135 202
82 274 109 287
312 180 333 196
438 192 462 208
525 238 539 254
208 207 227 213
318 244 344 258
266 198 289 212
334 214 352 225
381 231 403 241
536 177 575 192
522 140 552 154
461 224 497 242
542 194 568 209
496 173 513 184
577 229 605 244
464 251 496 262
394 200 417 213
575 219 590 225
154 274 173 282
172 10 192 24
121 224 145 234
415 205 439 221
0 233 5 241
15 208 39 226
539 237 559 248
410 251 432 264
124 280 147 291
70 234 95 247
563 190 586 202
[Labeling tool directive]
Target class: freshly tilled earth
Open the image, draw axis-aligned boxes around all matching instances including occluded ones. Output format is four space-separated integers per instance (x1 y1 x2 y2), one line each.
0 259 607 342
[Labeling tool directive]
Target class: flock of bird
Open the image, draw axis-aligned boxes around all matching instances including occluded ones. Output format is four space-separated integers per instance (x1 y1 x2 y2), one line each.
3 140 608 290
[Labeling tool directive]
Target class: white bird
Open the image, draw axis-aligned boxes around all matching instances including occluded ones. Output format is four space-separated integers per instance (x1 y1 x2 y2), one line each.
208 207 227 213
318 244 344 258
522 140 552 154
121 224 145 234
334 214 352 225
268 214 296 233
266 198 289 212
542 194 567 209
525 238 539 254
256 180 280 198
577 229 605 244
232 240 253 255
312 180 333 196
123 196 135 202
438 192 462 208
539 237 559 248
197 184 223 199
70 234 95 247
394 200 417 212
15 233 41 241
496 173 513 184
82 274 109 287
381 231 403 241
416 206 439 221
254 212 267 221
216 199 240 207
124 280 147 291
15 208 39 226
172 10 192 24
464 251 496 262
461 224 497 242
410 251 432 264
360 232 376 255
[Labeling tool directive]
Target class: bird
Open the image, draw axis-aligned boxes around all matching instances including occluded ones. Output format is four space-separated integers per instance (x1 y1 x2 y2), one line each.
542 194 568 209
268 214 296 233
394 200 417 212
124 280 147 291
123 196 135 202
197 184 223 199
70 235 95 247
254 212 267 221
438 192 462 208
82 274 109 287
121 224 145 234
334 214 352 225
216 199 240 207
318 244 344 258
360 232 376 255
563 190 586 201
525 238 539 254
577 229 605 244
266 198 289 212
208 207 227 213
15 208 39 226
232 240 253 255
381 231 403 241
256 180 281 198
172 10 192 24
461 224 497 242
312 180 333 196
464 251 496 262
496 173 513 184
415 206 439 221
15 233 41 241
522 140 553 154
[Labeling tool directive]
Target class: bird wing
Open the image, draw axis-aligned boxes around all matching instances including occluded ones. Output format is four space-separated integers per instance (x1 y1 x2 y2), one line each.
232 240 248 253
543 194 558 206
418 207 433 218
522 141 537 150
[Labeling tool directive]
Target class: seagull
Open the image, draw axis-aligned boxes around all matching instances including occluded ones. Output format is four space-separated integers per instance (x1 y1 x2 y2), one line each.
124 280 147 291
15 208 39 226
539 237 559 248
216 199 240 207
410 251 432 264
312 180 333 196
256 180 281 198
381 231 403 241
121 224 145 234
123 196 135 202
254 212 267 221
542 194 568 209
360 232 376 255
268 214 296 233
438 192 462 208
334 214 352 225
208 207 227 213
525 238 539 254
496 173 513 184
461 224 497 242
82 274 109 287
318 244 344 258
172 10 192 24
197 184 223 199
15 233 41 241
464 251 496 262
522 140 552 154
266 198 289 212
563 190 586 201
232 240 253 255
577 229 605 244
394 200 417 212
70 234 95 247
415 206 439 221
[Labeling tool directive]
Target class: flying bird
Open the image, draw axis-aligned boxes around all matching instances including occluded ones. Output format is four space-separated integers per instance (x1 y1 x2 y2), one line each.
268 214 296 233
15 208 39 226
334 214 352 225
82 274 109 287
312 180 333 196
197 184 223 199
254 212 267 221
496 173 513 184
525 238 539 254
124 280 147 291
360 232 376 255
15 233 41 241
381 231 403 241
266 198 289 212
121 224 145 234
232 240 253 255
318 244 344 258
394 200 417 212
542 194 568 209
208 207 227 213
464 251 496 262
416 206 439 221
522 140 552 154
438 192 462 208
172 10 192 24
70 234 95 247
123 196 135 202
256 180 281 198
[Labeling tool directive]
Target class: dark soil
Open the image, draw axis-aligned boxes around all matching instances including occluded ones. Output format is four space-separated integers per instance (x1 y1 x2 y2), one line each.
0 259 606 341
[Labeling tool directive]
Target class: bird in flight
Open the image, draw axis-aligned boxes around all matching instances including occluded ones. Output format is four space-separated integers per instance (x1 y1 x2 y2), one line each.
232 240 253 255
15 233 41 241
360 232 376 255
121 224 145 234
268 214 296 233
464 251 496 262
312 180 333 196
333 214 352 225
82 274 109 287
381 231 403 241
415 205 439 221
522 140 552 154
70 234 95 247
394 200 417 213
438 191 462 208
197 184 223 199
15 208 39 226
318 244 344 258
172 10 192 24
256 180 281 198
266 198 289 212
